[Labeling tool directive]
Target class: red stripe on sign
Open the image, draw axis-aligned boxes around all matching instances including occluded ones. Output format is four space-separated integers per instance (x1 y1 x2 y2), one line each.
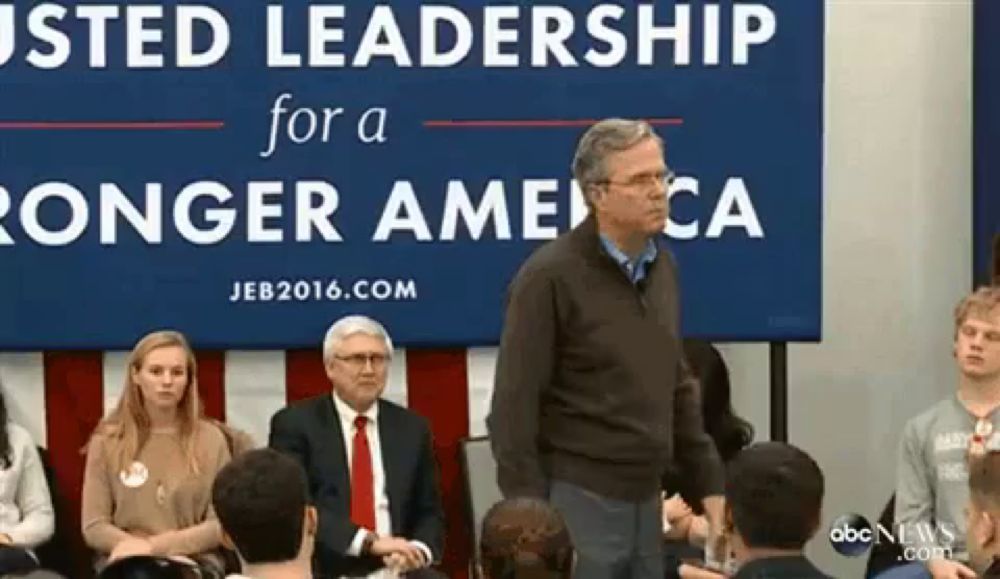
406 349 471 579
285 350 329 403
44 352 104 579
0 121 225 130
196 351 226 421
423 117 684 128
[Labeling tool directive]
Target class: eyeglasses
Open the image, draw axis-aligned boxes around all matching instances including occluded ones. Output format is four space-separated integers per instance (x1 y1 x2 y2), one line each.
600 168 676 191
335 352 390 370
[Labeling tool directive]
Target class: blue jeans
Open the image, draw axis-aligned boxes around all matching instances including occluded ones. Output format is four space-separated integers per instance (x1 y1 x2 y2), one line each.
549 479 663 579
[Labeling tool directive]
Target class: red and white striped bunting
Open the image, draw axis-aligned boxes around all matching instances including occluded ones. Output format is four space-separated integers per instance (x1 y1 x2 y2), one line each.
0 348 498 578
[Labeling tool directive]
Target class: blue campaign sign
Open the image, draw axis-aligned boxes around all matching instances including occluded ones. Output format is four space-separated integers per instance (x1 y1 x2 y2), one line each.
0 1 823 349
976 0 1000 285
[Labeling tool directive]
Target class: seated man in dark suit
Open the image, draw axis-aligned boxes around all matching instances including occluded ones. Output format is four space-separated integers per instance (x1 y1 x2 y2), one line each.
724 442 832 579
269 315 445 579
479 497 574 579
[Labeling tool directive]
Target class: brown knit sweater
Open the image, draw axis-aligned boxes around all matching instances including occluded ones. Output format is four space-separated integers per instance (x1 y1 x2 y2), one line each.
81 420 231 557
488 215 724 501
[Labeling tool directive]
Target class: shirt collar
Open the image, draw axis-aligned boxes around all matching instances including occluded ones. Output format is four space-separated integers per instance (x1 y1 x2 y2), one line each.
599 235 657 265
332 391 378 426
598 234 658 280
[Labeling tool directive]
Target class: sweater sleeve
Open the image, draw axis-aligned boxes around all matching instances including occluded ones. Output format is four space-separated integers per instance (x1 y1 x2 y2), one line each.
81 435 133 554
671 356 725 498
487 265 557 498
6 431 54 548
894 419 941 553
148 519 223 557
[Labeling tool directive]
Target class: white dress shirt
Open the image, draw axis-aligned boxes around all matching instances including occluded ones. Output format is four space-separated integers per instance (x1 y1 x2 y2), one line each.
332 394 432 571
0 422 54 549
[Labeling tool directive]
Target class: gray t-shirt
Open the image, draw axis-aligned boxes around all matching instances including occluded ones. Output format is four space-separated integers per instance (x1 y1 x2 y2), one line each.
895 395 1000 560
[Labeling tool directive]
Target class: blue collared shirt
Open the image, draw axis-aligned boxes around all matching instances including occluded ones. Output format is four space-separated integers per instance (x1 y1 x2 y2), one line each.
599 235 658 285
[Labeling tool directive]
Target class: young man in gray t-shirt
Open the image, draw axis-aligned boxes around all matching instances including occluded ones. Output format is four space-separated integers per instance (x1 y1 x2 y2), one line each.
895 286 1000 579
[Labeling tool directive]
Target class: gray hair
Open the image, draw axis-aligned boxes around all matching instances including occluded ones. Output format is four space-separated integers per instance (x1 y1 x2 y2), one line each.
322 315 394 364
571 118 663 192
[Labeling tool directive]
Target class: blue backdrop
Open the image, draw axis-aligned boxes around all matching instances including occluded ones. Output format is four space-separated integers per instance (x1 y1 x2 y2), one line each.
0 1 823 348
976 0 1000 285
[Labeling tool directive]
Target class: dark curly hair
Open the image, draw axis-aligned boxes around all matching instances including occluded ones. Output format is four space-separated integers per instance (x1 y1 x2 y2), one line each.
663 341 754 509
683 339 754 462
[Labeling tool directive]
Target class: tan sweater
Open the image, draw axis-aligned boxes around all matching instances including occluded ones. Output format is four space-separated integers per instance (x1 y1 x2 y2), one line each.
81 420 231 557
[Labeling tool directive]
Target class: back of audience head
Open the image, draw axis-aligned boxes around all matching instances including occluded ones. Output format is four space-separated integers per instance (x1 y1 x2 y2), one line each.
211 448 316 568
724 442 824 555
479 498 574 579
967 450 1000 573
97 556 202 579
683 339 754 462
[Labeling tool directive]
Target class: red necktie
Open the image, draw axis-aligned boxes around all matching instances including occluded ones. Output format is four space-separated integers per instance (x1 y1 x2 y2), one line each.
350 415 376 532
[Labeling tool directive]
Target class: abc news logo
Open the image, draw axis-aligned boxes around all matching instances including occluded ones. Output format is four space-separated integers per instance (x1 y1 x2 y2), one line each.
828 514 957 560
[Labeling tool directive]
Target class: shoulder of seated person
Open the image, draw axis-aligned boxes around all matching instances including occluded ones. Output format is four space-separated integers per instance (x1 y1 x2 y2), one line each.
196 419 231 443
381 401 430 430
91 422 124 443
4 422 34 447
284 394 330 415
906 399 958 432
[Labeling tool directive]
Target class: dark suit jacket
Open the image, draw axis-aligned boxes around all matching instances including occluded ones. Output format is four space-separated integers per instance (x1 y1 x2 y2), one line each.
269 395 445 578
732 555 833 579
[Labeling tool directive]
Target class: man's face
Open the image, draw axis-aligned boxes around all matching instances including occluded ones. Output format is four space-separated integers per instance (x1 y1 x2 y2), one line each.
326 333 389 412
955 308 1000 380
592 137 670 238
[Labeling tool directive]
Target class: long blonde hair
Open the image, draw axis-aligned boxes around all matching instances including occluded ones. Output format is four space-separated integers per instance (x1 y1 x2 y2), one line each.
95 330 207 475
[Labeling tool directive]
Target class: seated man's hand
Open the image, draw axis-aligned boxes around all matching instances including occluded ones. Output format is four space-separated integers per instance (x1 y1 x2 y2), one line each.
926 558 976 579
372 536 427 572
384 551 426 574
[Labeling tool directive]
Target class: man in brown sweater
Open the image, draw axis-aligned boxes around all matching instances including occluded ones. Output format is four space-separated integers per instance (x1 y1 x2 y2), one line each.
487 118 725 579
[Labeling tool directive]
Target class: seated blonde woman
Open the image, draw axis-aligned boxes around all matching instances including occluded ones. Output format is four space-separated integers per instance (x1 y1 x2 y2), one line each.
81 330 232 576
